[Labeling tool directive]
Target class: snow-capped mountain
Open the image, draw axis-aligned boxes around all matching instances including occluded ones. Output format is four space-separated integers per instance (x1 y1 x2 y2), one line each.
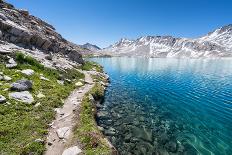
81 43 101 52
101 24 232 58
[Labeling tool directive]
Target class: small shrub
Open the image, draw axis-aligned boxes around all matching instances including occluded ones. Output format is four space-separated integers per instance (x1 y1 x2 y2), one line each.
15 52 44 70
90 83 104 100
81 61 103 72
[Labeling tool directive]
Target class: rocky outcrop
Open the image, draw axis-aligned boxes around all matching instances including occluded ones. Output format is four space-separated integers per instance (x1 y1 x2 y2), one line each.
0 1 84 64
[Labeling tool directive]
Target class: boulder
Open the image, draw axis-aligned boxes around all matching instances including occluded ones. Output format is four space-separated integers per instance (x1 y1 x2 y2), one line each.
41 39 52 50
0 13 7 20
9 91 34 103
0 95 6 103
8 58 16 64
165 141 177 153
6 63 17 68
3 75 12 81
75 81 83 87
6 58 17 68
19 9 29 16
67 50 84 64
62 146 82 155
56 127 70 139
11 79 33 91
21 69 34 76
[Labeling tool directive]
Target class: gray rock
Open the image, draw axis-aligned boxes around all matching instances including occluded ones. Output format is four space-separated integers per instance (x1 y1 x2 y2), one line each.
88 94 94 102
9 91 34 103
8 58 16 64
165 141 177 153
6 63 17 68
57 80 64 85
159 133 169 144
56 127 70 139
11 79 33 91
97 111 109 119
0 30 2 39
34 102 41 107
21 69 34 76
19 9 29 16
0 95 6 103
34 138 44 143
3 75 12 81
62 146 82 155
40 76 49 81
0 13 7 20
104 127 116 136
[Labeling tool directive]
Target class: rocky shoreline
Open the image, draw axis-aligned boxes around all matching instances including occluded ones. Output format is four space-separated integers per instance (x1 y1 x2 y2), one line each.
82 68 118 154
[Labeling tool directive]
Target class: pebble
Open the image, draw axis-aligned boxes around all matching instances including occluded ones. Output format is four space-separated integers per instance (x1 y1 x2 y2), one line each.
0 95 6 103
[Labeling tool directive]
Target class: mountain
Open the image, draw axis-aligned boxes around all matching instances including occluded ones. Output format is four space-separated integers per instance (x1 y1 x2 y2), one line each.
101 25 232 58
0 1 84 67
80 43 101 52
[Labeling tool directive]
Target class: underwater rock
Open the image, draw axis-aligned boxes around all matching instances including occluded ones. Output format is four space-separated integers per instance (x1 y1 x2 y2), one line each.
158 133 169 144
165 141 177 153
97 111 109 120
131 126 153 142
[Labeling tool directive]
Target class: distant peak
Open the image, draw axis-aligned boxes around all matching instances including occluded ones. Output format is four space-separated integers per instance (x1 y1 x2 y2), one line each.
80 43 101 51
219 24 232 33
119 38 132 43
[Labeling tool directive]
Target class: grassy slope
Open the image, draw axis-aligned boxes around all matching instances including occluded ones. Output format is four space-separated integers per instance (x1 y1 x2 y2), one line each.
0 53 84 155
74 63 112 155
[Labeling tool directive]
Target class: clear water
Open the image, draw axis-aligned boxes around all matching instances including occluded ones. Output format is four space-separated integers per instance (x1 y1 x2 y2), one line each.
89 57 232 155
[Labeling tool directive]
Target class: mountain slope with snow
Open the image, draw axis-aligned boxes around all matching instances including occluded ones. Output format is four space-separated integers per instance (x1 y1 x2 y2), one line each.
101 24 232 58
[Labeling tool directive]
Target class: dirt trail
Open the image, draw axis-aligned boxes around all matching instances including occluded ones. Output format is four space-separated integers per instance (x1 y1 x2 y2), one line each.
45 71 93 155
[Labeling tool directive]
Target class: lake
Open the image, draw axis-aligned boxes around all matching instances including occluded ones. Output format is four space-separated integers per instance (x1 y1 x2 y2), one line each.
89 57 232 155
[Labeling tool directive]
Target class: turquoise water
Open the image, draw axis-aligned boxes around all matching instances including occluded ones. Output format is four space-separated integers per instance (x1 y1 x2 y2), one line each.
89 57 232 155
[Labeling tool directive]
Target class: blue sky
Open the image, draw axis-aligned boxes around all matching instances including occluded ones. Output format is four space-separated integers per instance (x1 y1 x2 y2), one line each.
7 0 232 48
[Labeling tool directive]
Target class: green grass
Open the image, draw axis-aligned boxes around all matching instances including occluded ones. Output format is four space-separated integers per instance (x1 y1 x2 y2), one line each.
0 53 84 155
74 83 111 155
81 61 103 73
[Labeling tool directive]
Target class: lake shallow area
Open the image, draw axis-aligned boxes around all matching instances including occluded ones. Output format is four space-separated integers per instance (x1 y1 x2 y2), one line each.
89 57 232 155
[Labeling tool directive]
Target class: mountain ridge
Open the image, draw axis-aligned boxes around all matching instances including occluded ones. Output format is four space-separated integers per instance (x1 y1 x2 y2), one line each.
80 43 101 51
100 24 232 58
